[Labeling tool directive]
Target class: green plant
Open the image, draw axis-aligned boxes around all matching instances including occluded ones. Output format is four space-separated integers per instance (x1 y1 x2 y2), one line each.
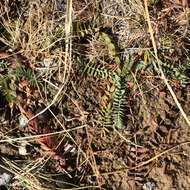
98 102 113 134
1 76 17 104
84 61 113 79
76 56 119 82
112 54 134 129
0 59 17 104
0 59 40 104
136 50 159 74
136 50 190 87
112 85 126 129
2 66 38 88
161 62 189 86
100 32 120 65
73 21 99 39
76 54 134 129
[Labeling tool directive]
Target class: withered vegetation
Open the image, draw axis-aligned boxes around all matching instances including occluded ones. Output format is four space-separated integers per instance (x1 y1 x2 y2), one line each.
0 0 190 189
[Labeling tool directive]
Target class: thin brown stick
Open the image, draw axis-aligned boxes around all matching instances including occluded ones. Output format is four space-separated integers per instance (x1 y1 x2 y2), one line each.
0 125 86 143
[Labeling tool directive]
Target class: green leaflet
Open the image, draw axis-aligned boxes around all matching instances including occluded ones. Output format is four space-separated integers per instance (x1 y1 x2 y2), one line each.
98 102 113 129
101 32 120 65
112 58 131 129
113 86 126 129
136 50 190 87
73 21 99 39
2 77 16 104
76 57 119 83
0 59 17 104
84 62 110 78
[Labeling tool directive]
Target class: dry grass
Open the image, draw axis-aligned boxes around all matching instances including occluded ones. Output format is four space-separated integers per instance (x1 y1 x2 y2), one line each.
0 0 190 189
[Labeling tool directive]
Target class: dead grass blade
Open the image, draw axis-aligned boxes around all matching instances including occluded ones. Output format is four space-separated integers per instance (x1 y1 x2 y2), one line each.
64 0 73 83
0 125 86 143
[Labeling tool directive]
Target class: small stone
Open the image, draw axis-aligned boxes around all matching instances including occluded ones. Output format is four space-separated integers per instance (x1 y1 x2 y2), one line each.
18 142 28 156
143 181 157 190
0 173 12 186
18 115 27 127
56 0 67 12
